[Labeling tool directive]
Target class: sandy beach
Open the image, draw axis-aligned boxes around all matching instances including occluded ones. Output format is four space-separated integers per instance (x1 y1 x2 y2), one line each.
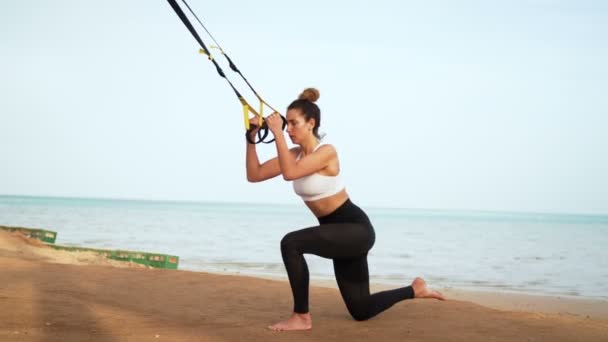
1 230 607 341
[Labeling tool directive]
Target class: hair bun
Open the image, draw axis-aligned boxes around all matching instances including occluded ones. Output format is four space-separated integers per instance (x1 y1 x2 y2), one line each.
298 88 320 103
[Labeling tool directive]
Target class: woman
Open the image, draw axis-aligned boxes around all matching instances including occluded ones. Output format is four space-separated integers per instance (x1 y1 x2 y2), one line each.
246 88 445 331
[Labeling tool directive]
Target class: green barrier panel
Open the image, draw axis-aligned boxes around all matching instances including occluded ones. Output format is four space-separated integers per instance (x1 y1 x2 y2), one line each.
49 244 179 270
0 225 57 244
1 225 178 270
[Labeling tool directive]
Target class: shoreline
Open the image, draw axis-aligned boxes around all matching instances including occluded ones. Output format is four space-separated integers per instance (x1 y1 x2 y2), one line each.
181 265 608 299
2 229 607 320
191 269 608 321
2 230 608 341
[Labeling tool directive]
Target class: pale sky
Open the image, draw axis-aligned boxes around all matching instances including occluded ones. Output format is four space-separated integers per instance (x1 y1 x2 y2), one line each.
1 0 607 215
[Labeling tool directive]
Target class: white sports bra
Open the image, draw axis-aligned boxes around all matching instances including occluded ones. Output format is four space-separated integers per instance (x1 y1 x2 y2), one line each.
292 143 345 201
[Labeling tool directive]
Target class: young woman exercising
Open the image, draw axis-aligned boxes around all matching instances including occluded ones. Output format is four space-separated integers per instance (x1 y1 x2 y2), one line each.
245 88 445 331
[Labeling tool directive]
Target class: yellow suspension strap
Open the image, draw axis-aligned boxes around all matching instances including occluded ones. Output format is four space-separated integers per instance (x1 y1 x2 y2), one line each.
167 0 285 144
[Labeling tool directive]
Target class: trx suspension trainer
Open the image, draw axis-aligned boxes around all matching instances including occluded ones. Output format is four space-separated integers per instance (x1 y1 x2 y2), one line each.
165 0 285 144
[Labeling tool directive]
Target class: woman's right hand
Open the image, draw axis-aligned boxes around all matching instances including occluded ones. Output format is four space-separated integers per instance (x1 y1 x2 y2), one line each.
247 116 262 142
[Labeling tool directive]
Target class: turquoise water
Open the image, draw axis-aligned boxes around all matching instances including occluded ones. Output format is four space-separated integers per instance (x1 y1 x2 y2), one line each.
1 195 607 299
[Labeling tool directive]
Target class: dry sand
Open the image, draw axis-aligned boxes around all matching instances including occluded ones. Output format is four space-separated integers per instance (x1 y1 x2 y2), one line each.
1 230 607 341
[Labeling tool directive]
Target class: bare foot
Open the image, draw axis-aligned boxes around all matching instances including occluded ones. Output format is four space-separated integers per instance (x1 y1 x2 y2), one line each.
268 312 312 331
412 277 446 300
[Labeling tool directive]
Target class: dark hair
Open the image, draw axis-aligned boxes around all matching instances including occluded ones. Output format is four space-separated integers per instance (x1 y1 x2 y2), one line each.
287 88 321 139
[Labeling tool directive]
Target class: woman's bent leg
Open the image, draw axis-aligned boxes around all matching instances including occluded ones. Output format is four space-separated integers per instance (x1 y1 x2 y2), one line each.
280 223 373 313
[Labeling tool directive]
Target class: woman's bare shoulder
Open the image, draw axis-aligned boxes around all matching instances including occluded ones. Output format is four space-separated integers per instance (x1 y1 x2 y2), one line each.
317 144 337 155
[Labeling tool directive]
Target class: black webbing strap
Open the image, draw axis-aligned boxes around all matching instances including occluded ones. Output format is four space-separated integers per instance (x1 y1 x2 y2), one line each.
166 0 285 144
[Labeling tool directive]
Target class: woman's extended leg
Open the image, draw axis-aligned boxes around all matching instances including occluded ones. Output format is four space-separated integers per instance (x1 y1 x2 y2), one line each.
333 256 416 321
332 258 447 321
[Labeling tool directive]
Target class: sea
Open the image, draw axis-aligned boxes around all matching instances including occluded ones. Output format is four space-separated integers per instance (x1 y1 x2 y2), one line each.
1 195 607 299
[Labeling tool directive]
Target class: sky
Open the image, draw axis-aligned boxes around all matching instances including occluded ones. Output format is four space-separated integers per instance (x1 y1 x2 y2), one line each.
1 0 607 215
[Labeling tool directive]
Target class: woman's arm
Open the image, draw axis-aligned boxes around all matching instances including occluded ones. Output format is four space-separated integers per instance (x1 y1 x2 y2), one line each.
245 124 300 182
272 133 336 181
245 139 282 182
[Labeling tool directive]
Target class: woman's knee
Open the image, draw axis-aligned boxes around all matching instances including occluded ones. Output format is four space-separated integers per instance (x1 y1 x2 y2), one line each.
341 294 371 321
348 305 371 321
280 231 299 253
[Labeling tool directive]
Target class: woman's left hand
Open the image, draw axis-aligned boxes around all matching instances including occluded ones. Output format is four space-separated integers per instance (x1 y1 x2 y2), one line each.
265 112 284 136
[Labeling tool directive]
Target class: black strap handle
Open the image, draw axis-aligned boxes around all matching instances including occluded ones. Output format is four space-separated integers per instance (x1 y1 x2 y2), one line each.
246 115 287 144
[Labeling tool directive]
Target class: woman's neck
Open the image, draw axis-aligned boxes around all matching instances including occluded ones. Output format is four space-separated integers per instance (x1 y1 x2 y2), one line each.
299 136 320 156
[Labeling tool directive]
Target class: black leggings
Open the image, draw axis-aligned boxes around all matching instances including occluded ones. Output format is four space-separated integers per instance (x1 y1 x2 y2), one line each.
280 199 415 321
